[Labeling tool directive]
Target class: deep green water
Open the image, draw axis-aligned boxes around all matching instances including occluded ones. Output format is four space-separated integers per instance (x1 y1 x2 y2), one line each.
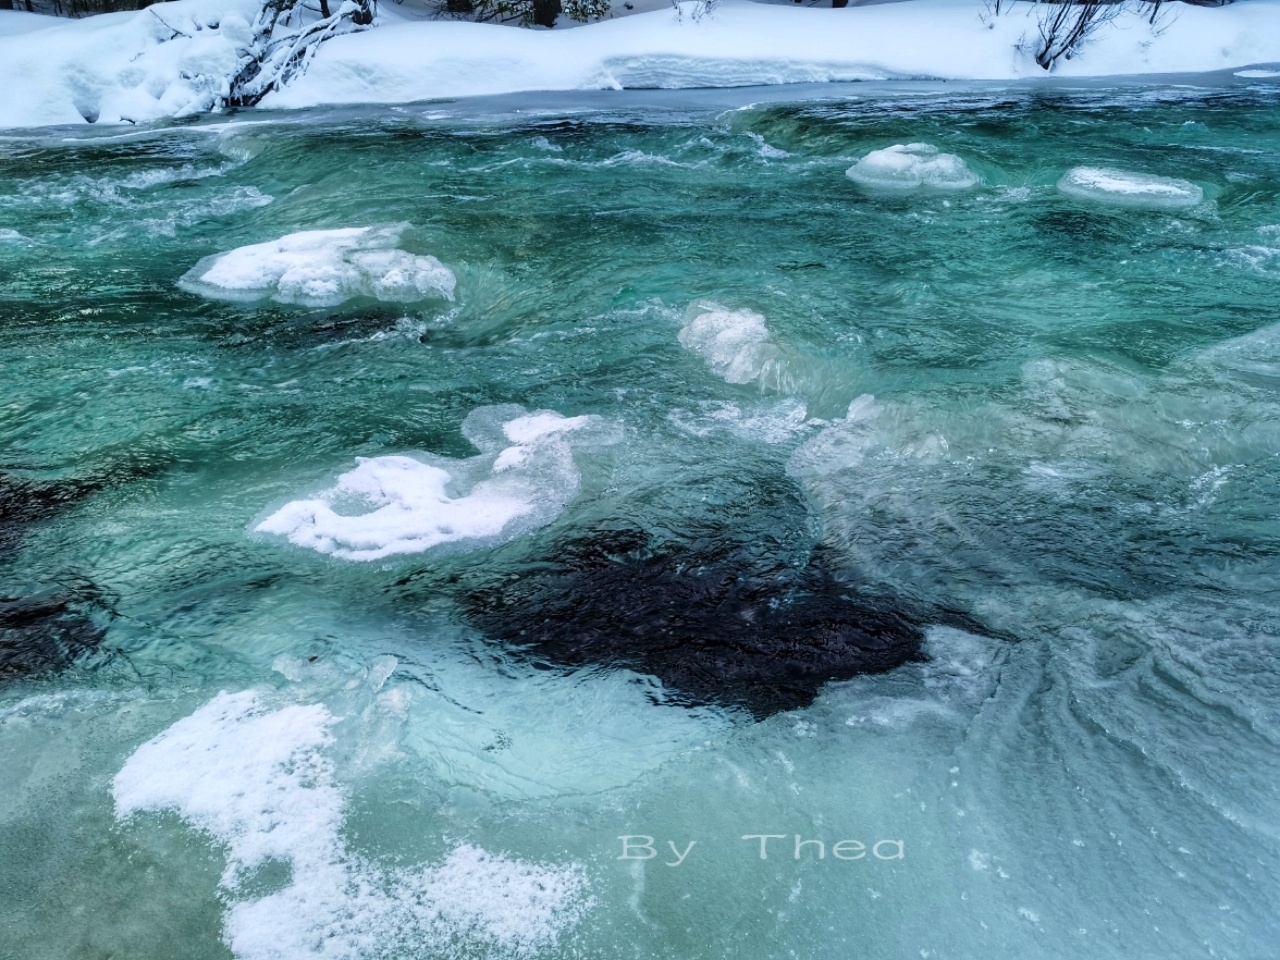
2 83 1280 960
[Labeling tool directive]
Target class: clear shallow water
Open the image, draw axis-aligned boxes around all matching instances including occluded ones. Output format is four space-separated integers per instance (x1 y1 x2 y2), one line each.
2 82 1280 959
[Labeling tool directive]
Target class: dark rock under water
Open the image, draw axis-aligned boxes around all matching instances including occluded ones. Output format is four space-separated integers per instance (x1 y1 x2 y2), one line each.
462 525 960 718
0 472 104 552
0 591 107 682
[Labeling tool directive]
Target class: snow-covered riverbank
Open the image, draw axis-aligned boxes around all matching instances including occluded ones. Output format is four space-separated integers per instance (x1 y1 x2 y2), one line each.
2 0 1279 129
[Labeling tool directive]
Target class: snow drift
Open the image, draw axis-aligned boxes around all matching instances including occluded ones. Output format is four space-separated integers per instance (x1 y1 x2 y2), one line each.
2 0 1280 129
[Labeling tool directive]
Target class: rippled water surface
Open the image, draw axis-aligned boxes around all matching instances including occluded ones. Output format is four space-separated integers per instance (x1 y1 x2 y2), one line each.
2 82 1280 960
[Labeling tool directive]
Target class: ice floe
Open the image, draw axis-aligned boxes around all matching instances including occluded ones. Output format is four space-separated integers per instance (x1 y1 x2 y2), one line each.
1056 166 1204 209
179 226 456 307
256 405 617 561
678 301 779 384
113 690 591 960
845 143 980 192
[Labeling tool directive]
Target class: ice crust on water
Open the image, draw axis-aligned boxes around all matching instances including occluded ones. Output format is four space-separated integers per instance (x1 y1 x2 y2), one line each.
179 226 456 307
256 406 615 561
679 301 779 384
1056 167 1204 209
845 143 980 191
113 691 591 960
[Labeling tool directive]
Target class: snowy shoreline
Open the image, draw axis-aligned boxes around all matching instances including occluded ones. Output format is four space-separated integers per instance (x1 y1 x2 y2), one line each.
2 0 1279 129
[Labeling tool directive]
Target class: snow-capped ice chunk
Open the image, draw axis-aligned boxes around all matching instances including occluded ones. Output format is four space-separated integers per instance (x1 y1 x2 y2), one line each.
179 226 456 307
1056 167 1204 209
113 690 592 960
845 143 980 192
256 406 615 562
679 301 779 384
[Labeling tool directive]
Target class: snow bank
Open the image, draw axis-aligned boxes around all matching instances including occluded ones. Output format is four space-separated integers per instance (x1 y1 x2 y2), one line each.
269 0 1280 110
179 226 456 306
0 0 258 128
1056 166 1205 209
3 0 1280 129
845 143 980 191
679 301 779 384
114 691 592 960
257 406 617 561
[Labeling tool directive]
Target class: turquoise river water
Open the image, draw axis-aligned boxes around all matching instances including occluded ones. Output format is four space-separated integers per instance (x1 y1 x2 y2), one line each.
2 81 1279 960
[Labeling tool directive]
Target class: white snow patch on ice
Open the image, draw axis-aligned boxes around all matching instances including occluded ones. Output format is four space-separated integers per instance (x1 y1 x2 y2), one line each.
180 226 455 307
845 143 979 192
679 301 779 384
256 405 616 561
1234 68 1280 78
113 690 591 960
1056 167 1204 210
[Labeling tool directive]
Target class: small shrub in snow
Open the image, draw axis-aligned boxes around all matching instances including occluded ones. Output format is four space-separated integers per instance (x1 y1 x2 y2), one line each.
431 0 610 28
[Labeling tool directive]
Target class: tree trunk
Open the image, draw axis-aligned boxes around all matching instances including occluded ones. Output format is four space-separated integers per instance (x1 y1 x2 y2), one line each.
0 0 15 12
319 0 331 16
533 0 560 28
446 0 474 11
832 0 848 7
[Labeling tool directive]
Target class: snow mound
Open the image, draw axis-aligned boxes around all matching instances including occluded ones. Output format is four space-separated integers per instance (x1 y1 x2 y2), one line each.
256 405 617 561
1056 167 1204 210
113 690 592 960
180 226 455 307
0 0 258 128
845 143 980 192
679 301 779 384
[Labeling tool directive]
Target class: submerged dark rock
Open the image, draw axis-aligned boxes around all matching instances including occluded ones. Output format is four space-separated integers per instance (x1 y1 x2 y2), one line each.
0 591 107 681
0 473 103 552
463 526 936 718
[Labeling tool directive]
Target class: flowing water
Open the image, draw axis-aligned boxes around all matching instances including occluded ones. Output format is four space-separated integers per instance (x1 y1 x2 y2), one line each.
2 81 1279 960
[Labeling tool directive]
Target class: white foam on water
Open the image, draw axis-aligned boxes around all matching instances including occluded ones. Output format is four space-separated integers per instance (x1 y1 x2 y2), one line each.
678 301 779 384
256 406 616 561
179 226 456 307
1235 69 1280 78
0 228 27 243
1056 166 1204 209
1224 244 1280 276
845 143 980 192
668 398 815 444
113 691 591 960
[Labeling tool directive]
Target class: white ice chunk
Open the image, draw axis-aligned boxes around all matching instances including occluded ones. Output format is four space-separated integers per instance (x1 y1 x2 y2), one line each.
179 226 456 307
113 691 591 960
679 301 778 384
845 143 980 192
256 406 615 561
1056 167 1204 209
